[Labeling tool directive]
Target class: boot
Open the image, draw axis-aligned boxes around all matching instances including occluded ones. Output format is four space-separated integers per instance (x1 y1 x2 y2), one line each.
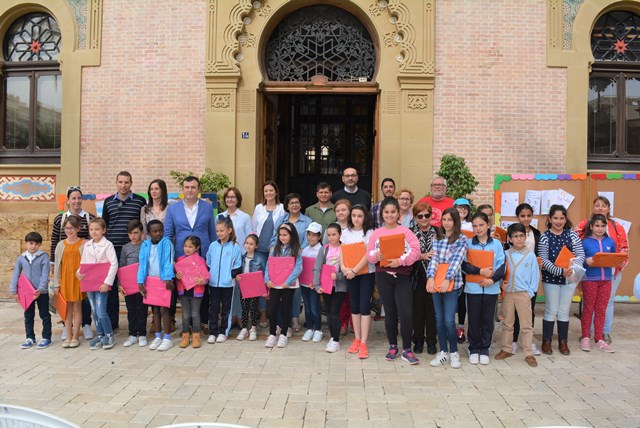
541 340 553 355
413 340 424 354
542 319 555 355
192 332 201 348
179 332 190 348
557 321 570 355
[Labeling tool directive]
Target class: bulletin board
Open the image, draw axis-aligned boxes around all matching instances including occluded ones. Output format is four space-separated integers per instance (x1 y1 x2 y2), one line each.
588 173 640 300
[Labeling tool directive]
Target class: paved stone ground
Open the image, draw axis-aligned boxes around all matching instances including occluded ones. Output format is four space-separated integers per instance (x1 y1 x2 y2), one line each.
0 301 638 428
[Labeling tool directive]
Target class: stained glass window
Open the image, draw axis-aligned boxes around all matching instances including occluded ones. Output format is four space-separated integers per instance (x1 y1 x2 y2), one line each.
4 13 61 61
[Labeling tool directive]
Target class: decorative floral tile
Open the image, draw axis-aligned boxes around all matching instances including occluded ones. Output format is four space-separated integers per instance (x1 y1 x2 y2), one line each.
0 176 56 201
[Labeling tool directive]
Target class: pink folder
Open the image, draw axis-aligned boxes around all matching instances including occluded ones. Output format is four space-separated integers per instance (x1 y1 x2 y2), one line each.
237 271 267 299
17 273 36 311
80 262 111 292
267 256 295 287
117 263 140 295
142 276 171 308
174 255 210 290
320 264 336 295
299 256 316 287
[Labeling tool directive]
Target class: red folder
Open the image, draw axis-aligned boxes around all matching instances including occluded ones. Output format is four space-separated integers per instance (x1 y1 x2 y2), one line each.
299 256 316 287
342 242 368 275
466 249 494 284
320 264 336 294
80 262 111 292
267 256 295 287
174 255 210 290
379 234 405 267
237 271 267 299
17 273 36 311
142 276 171 308
117 263 140 295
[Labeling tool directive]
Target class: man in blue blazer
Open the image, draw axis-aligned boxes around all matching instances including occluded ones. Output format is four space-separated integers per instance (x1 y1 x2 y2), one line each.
164 176 217 328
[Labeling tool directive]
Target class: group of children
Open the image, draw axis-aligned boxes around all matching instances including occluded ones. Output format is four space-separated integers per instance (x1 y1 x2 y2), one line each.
10 196 622 369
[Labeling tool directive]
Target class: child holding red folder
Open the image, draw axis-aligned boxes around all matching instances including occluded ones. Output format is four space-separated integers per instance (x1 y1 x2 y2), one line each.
76 218 118 350
10 231 51 349
175 235 207 348
236 234 265 341
138 220 175 351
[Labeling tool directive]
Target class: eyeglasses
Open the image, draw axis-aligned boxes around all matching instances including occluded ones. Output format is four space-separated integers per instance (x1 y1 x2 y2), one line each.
63 226 77 231
225 196 237 200
431 183 445 188
343 174 358 178
415 213 431 220
398 198 411 202
288 201 301 206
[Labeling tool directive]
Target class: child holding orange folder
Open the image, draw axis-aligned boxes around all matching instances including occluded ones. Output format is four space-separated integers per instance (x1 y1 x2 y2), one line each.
461 212 505 365
580 214 616 353
367 197 420 364
340 204 375 359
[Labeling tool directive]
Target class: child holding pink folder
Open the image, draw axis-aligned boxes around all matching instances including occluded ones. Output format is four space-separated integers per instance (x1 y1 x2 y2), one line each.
236 234 265 341
119 219 147 348
76 218 118 350
300 223 323 343
176 235 208 348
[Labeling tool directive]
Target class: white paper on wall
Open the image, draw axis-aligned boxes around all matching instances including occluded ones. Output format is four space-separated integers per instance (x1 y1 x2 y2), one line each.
541 190 558 215
500 192 520 217
524 190 542 215
557 188 576 209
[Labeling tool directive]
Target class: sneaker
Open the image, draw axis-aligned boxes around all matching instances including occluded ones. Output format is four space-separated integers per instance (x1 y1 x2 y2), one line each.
207 335 217 344
312 330 324 343
36 338 52 349
20 338 35 349
237 328 249 341
594 340 615 353
158 338 173 351
430 351 449 367
265 334 277 348
385 345 399 361
286 328 292 338
580 337 591 352
149 337 162 350
326 339 340 353
89 337 103 350
302 329 314 342
479 355 490 365
123 336 138 348
216 334 227 343
531 343 542 356
82 325 94 340
138 336 148 347
60 330 67 341
277 334 288 348
401 349 419 365
603 333 612 344
450 352 461 369
511 342 518 354
358 343 369 359
347 338 361 354
102 335 115 350
469 353 479 365
456 328 466 344
249 327 257 341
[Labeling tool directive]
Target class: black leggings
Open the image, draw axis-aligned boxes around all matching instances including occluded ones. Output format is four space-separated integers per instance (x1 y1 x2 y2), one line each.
412 267 437 345
323 291 347 342
376 272 413 350
268 288 295 336
457 289 467 326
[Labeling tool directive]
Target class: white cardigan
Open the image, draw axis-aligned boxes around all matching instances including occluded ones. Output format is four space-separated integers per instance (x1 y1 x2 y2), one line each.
252 203 285 236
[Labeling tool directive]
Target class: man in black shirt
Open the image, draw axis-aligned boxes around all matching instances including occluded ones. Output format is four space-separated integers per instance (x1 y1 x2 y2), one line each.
330 166 371 210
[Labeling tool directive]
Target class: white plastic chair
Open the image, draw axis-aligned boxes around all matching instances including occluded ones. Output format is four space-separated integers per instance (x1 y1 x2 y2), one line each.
0 404 80 428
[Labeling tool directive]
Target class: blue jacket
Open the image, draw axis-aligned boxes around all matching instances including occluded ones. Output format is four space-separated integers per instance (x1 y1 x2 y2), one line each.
582 236 616 281
164 200 216 260
137 237 175 283
462 236 506 295
270 213 313 249
504 249 540 297
9 250 50 294
242 253 265 274
206 240 243 287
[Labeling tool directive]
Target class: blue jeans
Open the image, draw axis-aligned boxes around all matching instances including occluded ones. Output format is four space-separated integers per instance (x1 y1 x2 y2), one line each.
432 290 459 353
300 286 321 330
543 282 578 322
87 291 113 336
292 287 302 319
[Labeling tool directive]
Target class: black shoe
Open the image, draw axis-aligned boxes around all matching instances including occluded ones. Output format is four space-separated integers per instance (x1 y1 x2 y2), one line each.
413 341 424 354
427 343 437 355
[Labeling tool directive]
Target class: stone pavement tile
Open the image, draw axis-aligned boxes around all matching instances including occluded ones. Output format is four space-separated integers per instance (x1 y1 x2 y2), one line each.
434 419 482 428
492 410 537 420
258 418 304 427
325 402 348 419
325 420 348 428
147 414 177 427
497 419 526 428
283 401 306 419
472 411 504 428
367 402 389 420
528 402 561 419
127 404 161 425
447 403 475 420
468 399 511 412
303 418 327 428
612 416 640 428
523 418 572 427
388 410 413 426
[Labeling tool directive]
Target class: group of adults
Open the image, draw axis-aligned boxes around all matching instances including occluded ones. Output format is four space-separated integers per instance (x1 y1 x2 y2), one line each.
50 167 629 352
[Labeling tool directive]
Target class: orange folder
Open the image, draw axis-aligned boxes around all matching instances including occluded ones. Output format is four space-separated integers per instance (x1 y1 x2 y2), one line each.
54 292 67 320
492 227 507 242
427 263 453 293
379 234 405 267
342 242 368 275
461 230 474 239
591 252 627 268
554 245 574 269
466 249 494 284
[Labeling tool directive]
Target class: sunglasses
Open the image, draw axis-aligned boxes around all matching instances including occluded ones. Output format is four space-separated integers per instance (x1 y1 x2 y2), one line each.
67 185 82 191
415 213 431 220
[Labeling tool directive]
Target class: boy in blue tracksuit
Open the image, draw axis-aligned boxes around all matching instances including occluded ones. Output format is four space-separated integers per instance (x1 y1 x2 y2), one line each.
206 217 243 343
10 232 52 349
461 213 505 365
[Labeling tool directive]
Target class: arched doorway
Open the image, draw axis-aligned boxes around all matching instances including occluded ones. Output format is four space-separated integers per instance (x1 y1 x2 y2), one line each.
258 4 378 207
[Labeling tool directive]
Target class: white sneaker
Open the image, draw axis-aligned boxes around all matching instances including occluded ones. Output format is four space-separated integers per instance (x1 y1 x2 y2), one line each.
149 337 162 350
312 330 324 343
450 352 461 369
325 339 340 353
531 343 542 356
207 335 217 344
479 355 490 365
237 328 248 341
82 325 94 340
157 338 173 351
277 334 288 348
429 351 449 367
249 327 257 341
302 329 314 342
511 342 518 354
60 329 67 341
123 336 138 347
216 334 227 343
265 334 277 348
286 328 292 338
138 336 148 347
469 353 479 365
